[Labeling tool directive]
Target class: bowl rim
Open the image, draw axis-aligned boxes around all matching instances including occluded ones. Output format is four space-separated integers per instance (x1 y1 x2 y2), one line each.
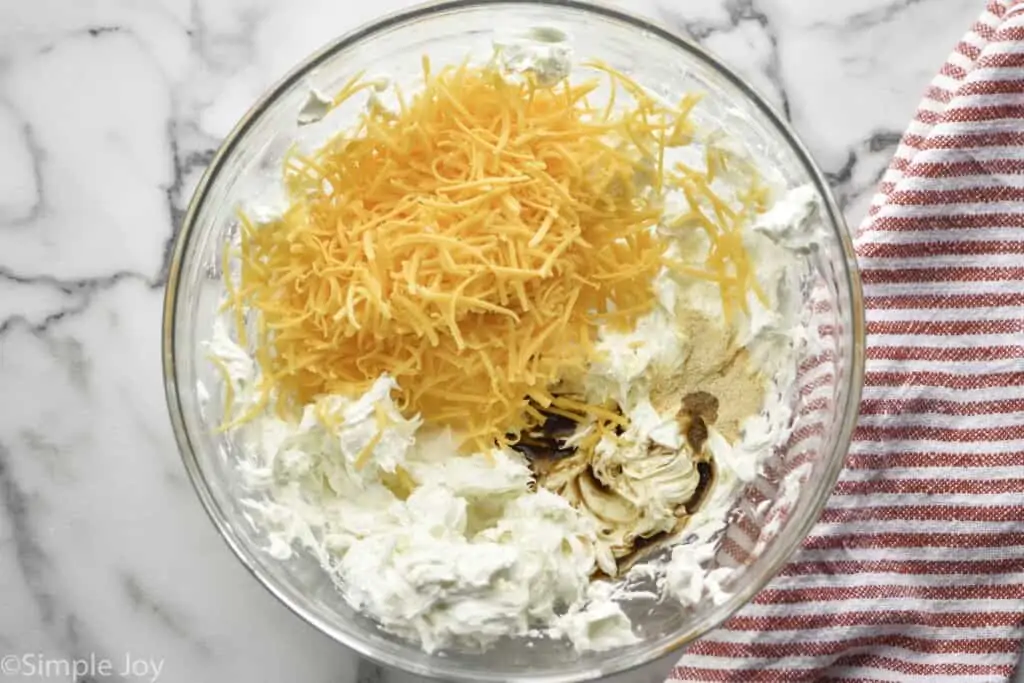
162 0 866 680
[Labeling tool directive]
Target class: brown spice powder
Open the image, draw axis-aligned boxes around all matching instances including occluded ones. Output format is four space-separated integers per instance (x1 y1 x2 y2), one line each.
653 308 765 442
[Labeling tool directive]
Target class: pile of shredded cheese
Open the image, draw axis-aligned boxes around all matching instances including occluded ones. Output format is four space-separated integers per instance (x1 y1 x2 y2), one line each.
224 56 764 449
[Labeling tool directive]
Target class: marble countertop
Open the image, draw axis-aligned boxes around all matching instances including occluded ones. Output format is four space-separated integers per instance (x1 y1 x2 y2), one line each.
0 0 991 681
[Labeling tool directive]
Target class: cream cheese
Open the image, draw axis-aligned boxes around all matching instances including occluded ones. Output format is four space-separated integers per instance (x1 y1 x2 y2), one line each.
752 183 821 252
337 483 600 652
297 76 394 126
213 342 634 652
583 283 687 410
553 581 639 652
494 27 573 87
296 87 334 125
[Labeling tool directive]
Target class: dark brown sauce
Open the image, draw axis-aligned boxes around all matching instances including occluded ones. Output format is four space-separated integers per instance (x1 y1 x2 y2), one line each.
685 416 708 453
512 392 722 576
681 391 719 453
685 461 716 515
508 409 578 464
682 391 720 422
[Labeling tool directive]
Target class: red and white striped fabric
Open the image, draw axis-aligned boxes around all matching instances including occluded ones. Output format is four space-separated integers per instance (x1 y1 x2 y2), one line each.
672 1 1024 680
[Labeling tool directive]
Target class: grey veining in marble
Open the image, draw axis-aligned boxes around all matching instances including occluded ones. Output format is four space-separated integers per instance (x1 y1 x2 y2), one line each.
0 0 989 681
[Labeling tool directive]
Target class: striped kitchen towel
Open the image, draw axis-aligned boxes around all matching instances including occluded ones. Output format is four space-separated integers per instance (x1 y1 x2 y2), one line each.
673 0 1024 680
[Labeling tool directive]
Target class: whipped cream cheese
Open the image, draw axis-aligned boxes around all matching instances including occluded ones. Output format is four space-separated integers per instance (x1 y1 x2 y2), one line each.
297 76 393 126
297 87 334 125
554 580 639 652
211 330 633 651
495 27 573 86
583 295 687 410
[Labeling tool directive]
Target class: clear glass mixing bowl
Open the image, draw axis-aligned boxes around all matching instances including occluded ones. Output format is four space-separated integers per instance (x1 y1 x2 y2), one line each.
162 1 865 680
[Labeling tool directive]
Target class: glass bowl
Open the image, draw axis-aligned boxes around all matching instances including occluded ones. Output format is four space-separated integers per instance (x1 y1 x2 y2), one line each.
162 1 865 681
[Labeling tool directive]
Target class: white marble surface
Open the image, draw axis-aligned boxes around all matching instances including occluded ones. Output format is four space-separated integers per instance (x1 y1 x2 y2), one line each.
0 0 992 682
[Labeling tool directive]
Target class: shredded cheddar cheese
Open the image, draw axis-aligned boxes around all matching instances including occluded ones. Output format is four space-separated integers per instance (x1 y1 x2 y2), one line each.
226 55 764 449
